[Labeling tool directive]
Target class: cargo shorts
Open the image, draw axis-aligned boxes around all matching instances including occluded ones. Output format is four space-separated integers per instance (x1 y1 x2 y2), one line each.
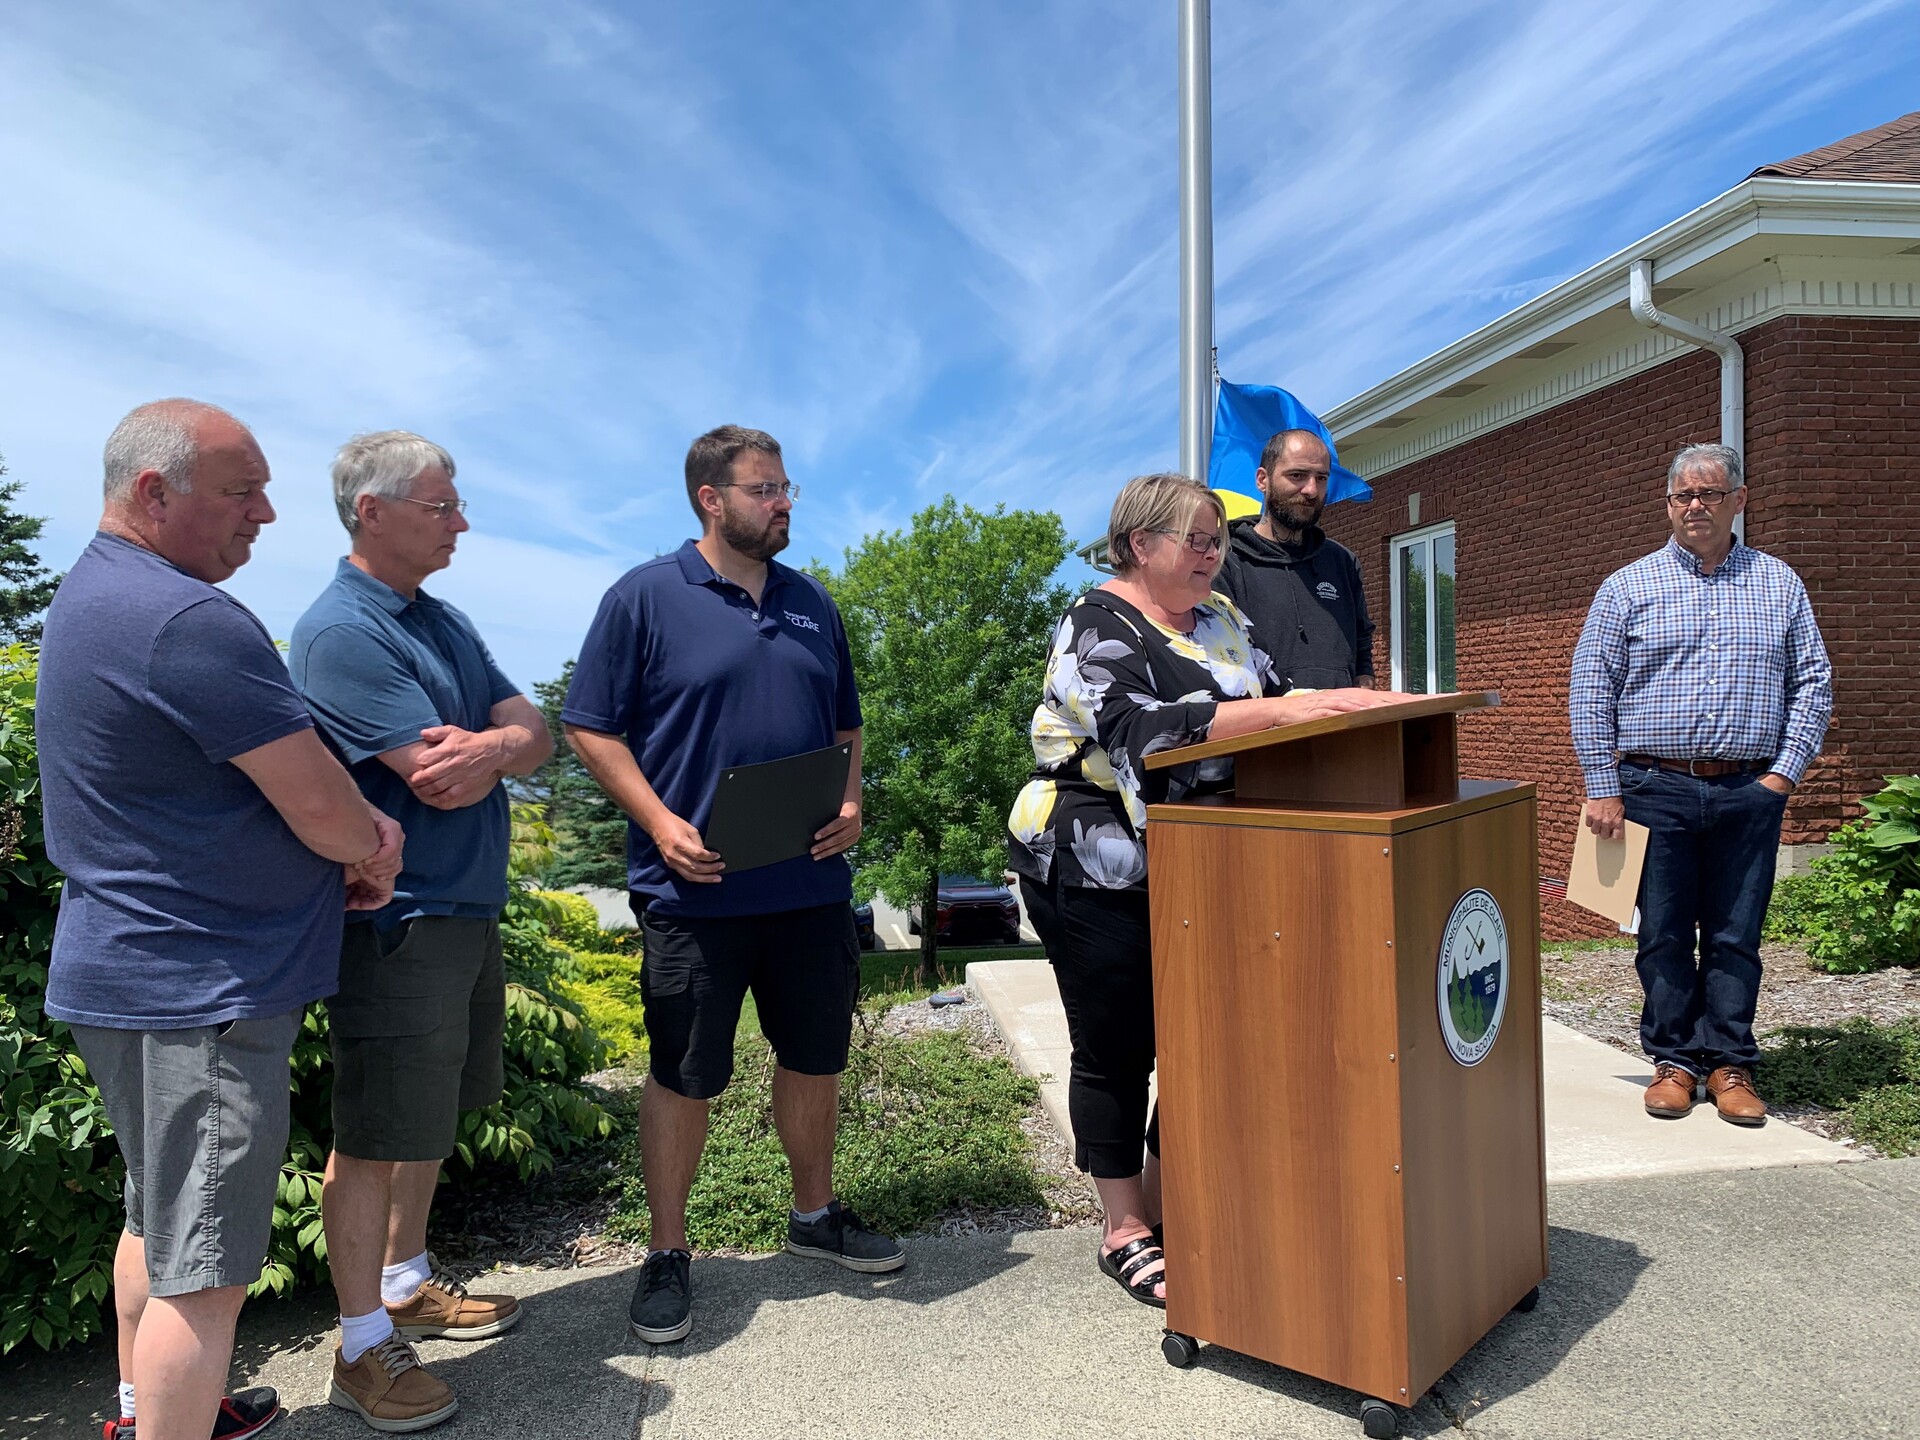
328 916 506 1161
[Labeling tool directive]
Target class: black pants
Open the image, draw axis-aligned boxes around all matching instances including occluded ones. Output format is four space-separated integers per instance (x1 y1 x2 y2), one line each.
1022 871 1159 1179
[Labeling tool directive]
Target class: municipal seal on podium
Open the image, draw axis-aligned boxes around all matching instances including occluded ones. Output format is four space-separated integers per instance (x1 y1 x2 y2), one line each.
1436 887 1508 1066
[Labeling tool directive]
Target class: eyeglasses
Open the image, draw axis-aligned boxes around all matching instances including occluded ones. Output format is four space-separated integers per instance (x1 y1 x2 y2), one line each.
399 497 468 520
715 481 799 501
1150 528 1223 557
1667 489 1732 510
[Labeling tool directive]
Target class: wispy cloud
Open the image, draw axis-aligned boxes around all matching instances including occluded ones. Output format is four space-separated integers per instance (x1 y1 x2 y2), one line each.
0 0 1914 681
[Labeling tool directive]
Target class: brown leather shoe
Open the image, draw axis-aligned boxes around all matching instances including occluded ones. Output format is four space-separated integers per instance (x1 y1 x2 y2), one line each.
328 1334 459 1433
1706 1065 1768 1127
1643 1062 1698 1118
387 1264 522 1340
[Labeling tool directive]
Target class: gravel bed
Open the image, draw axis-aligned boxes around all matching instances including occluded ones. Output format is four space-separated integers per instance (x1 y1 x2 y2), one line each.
1542 940 1920 1154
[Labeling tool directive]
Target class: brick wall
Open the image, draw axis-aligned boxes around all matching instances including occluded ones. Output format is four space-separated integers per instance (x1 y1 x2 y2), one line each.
1324 314 1920 938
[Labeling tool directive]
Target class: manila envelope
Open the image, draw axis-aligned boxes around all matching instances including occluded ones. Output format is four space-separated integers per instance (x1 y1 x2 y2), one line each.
1567 813 1650 927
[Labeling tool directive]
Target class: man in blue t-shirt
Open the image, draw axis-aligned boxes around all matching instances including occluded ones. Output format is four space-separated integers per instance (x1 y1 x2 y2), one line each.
289 431 551 1433
564 424 901 1347
38 399 403 1440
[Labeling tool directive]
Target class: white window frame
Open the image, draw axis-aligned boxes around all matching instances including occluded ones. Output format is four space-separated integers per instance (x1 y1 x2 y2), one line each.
1390 522 1456 694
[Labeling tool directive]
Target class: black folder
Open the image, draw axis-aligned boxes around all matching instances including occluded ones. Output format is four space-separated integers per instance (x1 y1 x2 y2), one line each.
703 741 853 874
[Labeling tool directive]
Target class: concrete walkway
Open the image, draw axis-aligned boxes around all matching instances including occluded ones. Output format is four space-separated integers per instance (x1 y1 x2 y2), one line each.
5 1161 1916 1439
3 970 1900 1440
966 959 1856 1183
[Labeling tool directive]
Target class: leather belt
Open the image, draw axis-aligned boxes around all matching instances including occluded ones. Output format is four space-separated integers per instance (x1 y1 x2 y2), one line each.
1619 754 1766 778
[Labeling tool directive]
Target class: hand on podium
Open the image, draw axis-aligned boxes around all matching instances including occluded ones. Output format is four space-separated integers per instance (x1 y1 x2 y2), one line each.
1272 687 1415 724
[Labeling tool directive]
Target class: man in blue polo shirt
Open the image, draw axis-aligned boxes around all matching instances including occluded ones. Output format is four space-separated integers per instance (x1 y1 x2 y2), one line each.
290 431 552 1432
564 424 900 1346
40 398 402 1440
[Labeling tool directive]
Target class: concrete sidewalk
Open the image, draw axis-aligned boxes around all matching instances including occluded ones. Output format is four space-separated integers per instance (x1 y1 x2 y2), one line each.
5 1161 1916 1439
966 959 1856 1183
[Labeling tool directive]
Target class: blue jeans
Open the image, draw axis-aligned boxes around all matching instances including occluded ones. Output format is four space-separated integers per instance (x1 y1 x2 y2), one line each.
1619 762 1788 1072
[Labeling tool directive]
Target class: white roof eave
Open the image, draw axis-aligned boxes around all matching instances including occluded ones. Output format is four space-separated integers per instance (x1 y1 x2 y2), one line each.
1325 177 1920 439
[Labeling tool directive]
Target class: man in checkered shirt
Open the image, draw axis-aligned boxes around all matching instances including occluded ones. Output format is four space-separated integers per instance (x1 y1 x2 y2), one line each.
1570 442 1832 1127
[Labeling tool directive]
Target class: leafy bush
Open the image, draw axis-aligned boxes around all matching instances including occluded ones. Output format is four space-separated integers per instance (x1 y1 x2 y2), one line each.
531 889 606 952
610 1014 1044 1252
1760 1018 1920 1158
1 645 123 1353
1762 777 1920 973
1761 871 1822 944
0 654 615 1341
557 948 647 1065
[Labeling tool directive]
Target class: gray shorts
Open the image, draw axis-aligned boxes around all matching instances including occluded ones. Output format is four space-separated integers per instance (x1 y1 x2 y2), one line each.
329 916 506 1162
72 1011 301 1297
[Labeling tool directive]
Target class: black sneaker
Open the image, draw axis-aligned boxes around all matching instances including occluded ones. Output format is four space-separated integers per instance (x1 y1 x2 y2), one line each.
785 1201 906 1273
628 1248 692 1343
103 1387 283 1440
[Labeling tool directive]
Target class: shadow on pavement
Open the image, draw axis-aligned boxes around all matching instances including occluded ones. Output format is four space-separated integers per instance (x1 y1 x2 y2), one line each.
1160 1223 1646 1435
647 1229 1037 1356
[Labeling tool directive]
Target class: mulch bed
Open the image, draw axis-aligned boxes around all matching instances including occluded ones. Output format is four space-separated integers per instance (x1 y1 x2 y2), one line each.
1543 940 1920 1153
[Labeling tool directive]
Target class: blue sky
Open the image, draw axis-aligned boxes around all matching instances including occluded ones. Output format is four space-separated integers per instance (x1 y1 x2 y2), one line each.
3 1 1916 686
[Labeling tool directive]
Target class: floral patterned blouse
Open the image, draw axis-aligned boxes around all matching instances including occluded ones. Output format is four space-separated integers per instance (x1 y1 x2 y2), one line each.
1006 588 1286 893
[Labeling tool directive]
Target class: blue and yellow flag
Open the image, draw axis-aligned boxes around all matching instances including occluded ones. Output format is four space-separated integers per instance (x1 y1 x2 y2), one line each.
1207 379 1373 521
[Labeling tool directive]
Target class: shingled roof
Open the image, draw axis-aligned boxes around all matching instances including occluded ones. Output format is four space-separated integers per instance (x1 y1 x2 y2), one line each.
1750 110 1920 182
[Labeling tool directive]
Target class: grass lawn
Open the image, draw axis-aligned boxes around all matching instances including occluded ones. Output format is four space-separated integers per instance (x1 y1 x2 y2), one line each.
1760 1017 1920 1157
604 939 1052 1252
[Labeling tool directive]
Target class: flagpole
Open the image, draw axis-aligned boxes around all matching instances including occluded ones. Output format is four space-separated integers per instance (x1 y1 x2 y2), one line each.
1178 0 1214 484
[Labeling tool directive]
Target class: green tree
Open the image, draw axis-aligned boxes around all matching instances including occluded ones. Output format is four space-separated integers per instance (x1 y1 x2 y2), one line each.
818 499 1071 982
521 661 629 890
0 464 62 645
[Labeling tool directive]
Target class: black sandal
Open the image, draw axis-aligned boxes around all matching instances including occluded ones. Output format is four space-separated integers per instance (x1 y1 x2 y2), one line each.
1098 1236 1167 1309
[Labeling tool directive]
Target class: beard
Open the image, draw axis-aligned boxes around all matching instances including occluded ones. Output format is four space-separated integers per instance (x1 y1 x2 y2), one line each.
719 500 790 561
1267 494 1324 533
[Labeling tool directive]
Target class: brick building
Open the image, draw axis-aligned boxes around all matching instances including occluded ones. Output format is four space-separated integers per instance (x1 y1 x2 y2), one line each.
1321 113 1920 938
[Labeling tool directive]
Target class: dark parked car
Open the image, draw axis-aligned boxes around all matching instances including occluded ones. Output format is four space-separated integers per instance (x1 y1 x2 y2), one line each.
853 901 877 951
908 875 1023 946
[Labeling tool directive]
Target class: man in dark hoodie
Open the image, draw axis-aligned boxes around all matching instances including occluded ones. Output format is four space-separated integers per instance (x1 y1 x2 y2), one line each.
1216 429 1375 690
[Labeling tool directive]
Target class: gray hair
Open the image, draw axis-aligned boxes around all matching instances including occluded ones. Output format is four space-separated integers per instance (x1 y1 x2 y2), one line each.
1668 443 1744 492
102 398 243 500
332 430 456 533
1105 472 1226 574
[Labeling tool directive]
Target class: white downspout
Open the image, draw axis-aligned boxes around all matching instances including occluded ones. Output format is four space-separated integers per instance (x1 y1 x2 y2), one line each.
1628 258 1745 542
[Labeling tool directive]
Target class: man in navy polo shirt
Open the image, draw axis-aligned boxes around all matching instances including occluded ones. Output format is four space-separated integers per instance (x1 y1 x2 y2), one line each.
564 424 901 1346
290 431 552 1432
40 399 402 1440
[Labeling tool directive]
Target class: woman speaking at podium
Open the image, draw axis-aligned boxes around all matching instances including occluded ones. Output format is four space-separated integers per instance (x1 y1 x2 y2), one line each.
1007 472 1396 1309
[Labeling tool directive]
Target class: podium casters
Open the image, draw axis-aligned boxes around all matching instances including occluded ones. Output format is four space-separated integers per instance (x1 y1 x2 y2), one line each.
1513 1285 1540 1314
1358 1399 1398 1438
1160 1331 1200 1368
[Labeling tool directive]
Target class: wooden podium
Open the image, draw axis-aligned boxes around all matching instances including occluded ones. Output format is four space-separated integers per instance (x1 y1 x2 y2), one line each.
1143 692 1545 1437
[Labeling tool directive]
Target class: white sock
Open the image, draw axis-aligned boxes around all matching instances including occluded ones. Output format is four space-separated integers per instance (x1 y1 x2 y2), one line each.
380 1251 433 1306
340 1307 396 1365
791 1202 832 1224
117 1381 136 1420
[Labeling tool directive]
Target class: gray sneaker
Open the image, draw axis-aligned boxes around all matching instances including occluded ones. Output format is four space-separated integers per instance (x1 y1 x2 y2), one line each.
784 1201 905 1273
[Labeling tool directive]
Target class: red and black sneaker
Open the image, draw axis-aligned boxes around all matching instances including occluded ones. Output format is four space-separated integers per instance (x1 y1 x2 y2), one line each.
102 1387 282 1440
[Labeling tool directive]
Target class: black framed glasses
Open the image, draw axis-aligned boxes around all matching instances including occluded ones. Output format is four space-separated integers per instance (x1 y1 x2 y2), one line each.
715 481 799 501
1151 528 1223 557
1667 489 1732 510
400 496 468 520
